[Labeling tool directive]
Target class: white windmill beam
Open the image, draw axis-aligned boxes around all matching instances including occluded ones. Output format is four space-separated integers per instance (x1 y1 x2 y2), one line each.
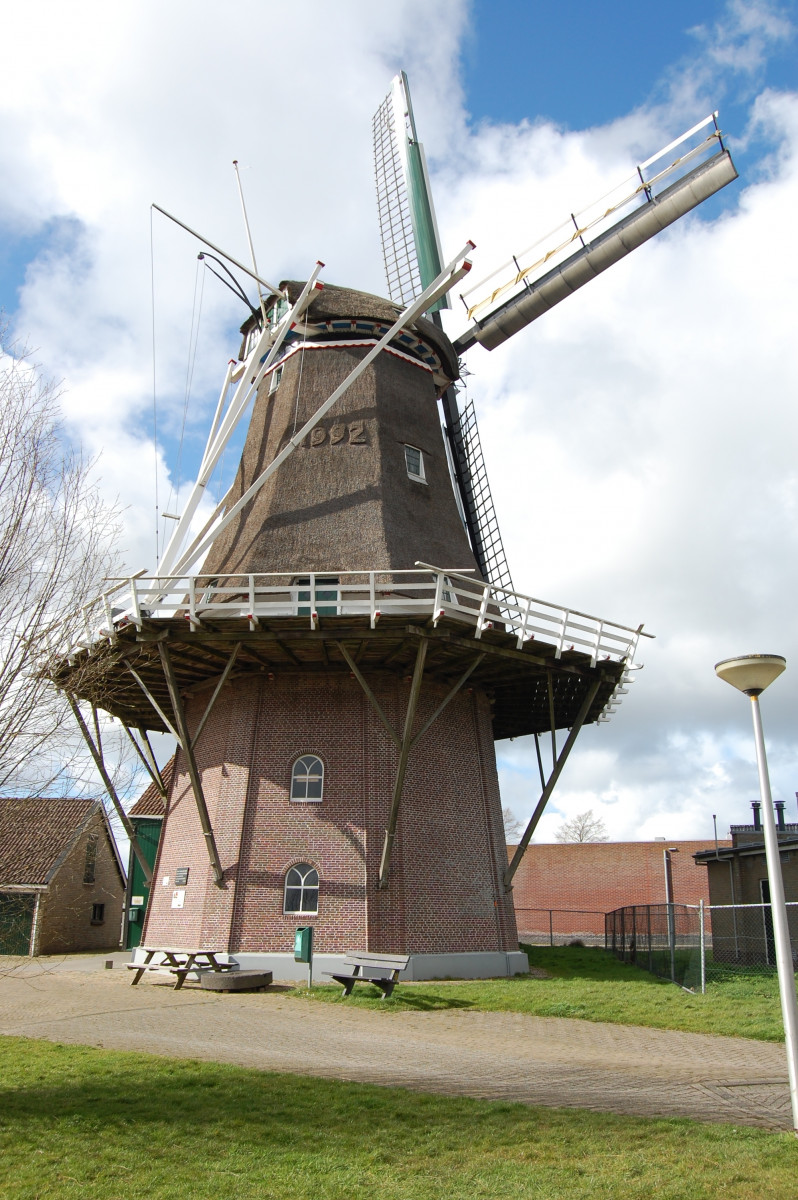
155 266 325 585
455 125 737 354
172 242 475 575
152 202 283 296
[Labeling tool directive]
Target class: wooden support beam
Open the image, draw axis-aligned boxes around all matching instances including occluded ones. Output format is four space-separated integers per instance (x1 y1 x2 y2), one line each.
65 694 152 884
378 637 428 890
123 659 179 740
121 722 165 796
547 670 557 765
190 643 241 751
534 731 546 792
334 642 400 749
409 653 485 750
157 643 225 886
503 678 601 891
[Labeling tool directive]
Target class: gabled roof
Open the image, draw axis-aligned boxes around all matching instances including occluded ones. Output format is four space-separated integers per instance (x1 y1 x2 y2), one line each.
128 756 174 818
0 797 102 886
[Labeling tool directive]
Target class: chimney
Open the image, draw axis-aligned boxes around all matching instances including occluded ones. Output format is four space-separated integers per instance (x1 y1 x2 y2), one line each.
775 800 786 832
752 801 762 831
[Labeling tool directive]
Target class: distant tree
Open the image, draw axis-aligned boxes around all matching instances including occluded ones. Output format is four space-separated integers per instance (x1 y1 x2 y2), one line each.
0 338 121 796
503 806 524 840
555 809 608 843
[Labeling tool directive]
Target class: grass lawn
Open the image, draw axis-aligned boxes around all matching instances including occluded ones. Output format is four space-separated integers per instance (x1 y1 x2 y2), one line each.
291 945 789 1042
0 1036 795 1200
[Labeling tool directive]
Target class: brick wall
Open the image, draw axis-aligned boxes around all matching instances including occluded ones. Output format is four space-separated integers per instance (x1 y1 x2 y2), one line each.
144 672 517 956
509 839 730 937
36 812 125 953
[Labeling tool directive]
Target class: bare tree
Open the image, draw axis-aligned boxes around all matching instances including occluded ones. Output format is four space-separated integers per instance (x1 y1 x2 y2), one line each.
555 809 609 843
0 339 122 797
503 806 524 841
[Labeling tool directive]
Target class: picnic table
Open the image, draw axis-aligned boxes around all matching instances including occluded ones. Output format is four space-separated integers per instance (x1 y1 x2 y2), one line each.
127 946 233 990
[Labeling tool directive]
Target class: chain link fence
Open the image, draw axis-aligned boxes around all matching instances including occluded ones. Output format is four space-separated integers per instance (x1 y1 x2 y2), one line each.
516 908 606 947
605 901 798 991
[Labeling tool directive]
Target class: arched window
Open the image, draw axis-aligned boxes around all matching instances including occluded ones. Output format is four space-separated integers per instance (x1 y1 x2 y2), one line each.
291 755 324 801
283 863 319 914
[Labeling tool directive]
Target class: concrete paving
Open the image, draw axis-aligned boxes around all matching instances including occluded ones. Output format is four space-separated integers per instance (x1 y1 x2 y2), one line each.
0 958 792 1130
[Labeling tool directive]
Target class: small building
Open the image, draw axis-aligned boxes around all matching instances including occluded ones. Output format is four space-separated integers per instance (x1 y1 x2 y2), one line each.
508 838 730 944
123 760 170 949
0 797 126 956
694 801 798 965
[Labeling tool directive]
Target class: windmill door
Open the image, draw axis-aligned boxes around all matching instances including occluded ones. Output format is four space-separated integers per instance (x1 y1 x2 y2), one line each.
125 817 163 949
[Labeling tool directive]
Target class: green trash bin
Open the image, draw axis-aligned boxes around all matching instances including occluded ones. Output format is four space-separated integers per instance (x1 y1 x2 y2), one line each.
294 926 314 986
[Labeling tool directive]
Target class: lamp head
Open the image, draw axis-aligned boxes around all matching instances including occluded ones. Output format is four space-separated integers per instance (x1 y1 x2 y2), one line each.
715 654 786 697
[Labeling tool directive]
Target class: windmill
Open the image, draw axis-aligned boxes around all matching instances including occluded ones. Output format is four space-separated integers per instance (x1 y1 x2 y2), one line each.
51 76 737 979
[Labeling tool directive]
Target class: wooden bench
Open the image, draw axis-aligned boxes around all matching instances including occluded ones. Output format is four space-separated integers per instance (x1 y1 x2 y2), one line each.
126 947 233 990
323 952 410 999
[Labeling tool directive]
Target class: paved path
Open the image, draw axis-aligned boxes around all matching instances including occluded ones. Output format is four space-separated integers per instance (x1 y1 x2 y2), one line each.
0 961 791 1130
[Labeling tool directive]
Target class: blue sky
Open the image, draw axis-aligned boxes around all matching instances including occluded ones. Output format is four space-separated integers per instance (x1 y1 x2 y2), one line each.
2 0 798 842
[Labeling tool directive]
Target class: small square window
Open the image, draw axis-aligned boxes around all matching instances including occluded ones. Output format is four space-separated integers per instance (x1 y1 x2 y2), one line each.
269 365 283 394
404 445 425 482
91 903 105 924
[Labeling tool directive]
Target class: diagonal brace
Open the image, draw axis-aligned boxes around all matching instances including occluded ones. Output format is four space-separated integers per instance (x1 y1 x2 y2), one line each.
378 638 428 889
334 641 400 749
503 678 601 891
190 643 241 751
122 723 166 797
65 694 152 884
124 659 179 740
157 643 224 886
409 654 485 750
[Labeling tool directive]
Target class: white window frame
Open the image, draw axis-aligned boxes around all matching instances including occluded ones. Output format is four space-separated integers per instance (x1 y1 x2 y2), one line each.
268 364 283 395
283 863 320 915
404 444 426 483
290 755 324 802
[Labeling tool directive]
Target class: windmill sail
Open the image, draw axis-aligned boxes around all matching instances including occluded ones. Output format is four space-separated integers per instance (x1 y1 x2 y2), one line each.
373 71 449 311
448 397 514 594
373 72 511 590
454 114 736 354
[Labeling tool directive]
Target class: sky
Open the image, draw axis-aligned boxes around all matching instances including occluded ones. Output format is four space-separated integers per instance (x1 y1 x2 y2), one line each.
2 0 797 847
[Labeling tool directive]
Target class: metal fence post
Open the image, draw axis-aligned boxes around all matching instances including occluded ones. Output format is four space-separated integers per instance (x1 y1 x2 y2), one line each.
647 905 653 973
549 909 553 947
699 898 706 994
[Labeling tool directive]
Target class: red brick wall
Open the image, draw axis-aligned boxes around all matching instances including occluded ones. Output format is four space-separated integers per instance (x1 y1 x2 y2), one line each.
144 673 518 956
509 839 730 937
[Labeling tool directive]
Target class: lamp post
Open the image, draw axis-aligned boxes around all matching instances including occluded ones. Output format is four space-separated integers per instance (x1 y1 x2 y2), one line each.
715 653 798 1135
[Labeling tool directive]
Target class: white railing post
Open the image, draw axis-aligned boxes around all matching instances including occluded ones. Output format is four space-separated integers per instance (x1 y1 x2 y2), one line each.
103 593 117 644
591 620 604 667
248 575 256 630
188 577 198 629
516 596 533 649
129 577 142 628
475 581 491 638
369 571 377 628
555 609 570 658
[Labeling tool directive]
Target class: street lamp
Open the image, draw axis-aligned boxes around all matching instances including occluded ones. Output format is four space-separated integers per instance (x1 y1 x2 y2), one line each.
715 653 798 1135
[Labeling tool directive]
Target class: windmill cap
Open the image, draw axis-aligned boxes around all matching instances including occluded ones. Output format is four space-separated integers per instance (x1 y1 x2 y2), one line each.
242 280 460 384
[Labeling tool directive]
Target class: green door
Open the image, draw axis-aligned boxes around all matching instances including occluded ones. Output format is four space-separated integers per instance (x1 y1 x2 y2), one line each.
0 892 35 955
126 818 163 949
